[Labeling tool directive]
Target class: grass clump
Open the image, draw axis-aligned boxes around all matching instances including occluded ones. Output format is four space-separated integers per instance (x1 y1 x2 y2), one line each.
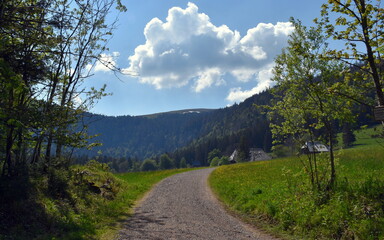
209 145 384 239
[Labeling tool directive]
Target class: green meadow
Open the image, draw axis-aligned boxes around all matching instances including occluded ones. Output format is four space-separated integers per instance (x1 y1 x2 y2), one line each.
209 126 384 239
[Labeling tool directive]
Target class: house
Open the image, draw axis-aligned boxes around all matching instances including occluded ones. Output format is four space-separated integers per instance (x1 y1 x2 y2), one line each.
249 148 272 161
229 150 238 164
229 148 271 163
301 141 329 154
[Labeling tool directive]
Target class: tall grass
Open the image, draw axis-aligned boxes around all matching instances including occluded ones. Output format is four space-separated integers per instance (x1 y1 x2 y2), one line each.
210 145 384 239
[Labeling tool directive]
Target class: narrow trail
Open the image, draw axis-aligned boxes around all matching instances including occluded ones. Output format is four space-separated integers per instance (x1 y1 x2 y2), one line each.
116 168 278 240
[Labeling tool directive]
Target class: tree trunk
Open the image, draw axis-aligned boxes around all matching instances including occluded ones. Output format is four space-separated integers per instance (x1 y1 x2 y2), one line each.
4 126 15 177
307 153 315 188
313 152 320 191
45 132 53 166
328 130 336 189
31 136 43 164
359 0 384 106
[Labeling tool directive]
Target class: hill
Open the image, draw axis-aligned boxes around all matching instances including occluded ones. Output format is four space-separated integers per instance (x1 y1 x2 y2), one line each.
139 108 215 118
78 91 273 164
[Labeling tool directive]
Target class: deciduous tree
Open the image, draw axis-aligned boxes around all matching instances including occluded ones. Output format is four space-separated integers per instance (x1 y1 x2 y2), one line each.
0 0 125 177
317 0 384 107
141 159 158 172
270 19 354 191
159 153 174 170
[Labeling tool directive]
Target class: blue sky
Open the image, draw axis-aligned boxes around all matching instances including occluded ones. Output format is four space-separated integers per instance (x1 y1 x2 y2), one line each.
85 0 325 116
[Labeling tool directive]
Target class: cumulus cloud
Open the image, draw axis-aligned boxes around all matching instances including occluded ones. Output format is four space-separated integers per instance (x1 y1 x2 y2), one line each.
194 68 225 92
125 2 293 95
226 64 275 102
88 52 120 73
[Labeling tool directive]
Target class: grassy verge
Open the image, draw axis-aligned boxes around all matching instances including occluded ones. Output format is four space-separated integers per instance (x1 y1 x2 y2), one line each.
0 160 197 240
209 145 384 239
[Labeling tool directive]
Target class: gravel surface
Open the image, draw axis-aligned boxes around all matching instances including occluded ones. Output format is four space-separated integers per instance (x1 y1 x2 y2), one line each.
116 168 278 240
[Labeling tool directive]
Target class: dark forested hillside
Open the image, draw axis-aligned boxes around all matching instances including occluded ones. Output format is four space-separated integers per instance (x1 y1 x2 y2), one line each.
80 109 214 158
171 91 273 166
79 91 273 163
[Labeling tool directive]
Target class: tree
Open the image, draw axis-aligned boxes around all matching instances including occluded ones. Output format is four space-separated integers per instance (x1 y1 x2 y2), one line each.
317 0 384 107
270 19 353 191
207 148 221 165
159 154 174 170
140 159 158 172
237 135 249 162
0 0 54 176
218 156 230 166
210 157 220 167
342 124 356 148
0 0 125 177
263 128 273 152
179 157 187 168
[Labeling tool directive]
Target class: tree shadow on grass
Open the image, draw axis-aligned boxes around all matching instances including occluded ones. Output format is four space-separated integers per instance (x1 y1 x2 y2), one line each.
0 172 50 239
0 169 98 240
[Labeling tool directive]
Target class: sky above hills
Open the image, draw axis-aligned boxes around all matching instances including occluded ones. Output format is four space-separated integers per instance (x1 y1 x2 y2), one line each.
85 0 324 116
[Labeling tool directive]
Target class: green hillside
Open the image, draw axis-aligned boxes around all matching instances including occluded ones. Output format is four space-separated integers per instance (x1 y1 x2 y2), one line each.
210 126 384 239
80 90 274 166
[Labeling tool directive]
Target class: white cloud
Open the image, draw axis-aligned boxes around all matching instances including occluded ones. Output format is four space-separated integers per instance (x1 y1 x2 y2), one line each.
226 64 275 102
194 68 224 92
73 94 83 107
125 2 293 93
88 52 120 73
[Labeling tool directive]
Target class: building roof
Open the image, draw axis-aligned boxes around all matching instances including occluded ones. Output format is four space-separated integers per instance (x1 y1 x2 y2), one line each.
249 148 272 161
301 141 329 153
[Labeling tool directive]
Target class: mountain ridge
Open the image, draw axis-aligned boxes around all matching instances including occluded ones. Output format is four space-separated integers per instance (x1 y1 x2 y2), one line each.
138 108 216 118
80 91 273 162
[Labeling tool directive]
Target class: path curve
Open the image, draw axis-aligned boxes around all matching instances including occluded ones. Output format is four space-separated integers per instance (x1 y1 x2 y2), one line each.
116 168 277 240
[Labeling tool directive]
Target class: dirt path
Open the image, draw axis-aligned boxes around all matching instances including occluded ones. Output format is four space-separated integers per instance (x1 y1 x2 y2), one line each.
115 168 277 240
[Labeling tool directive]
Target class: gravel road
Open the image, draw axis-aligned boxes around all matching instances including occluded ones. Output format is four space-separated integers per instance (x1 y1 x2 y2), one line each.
116 168 278 240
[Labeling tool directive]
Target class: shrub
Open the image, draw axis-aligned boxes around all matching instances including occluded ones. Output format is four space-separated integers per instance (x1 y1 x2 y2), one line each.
179 158 187 168
159 154 174 170
210 157 220 167
218 156 230 166
140 159 158 171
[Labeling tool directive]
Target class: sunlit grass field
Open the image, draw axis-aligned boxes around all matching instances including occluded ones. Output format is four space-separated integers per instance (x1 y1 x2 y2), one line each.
352 125 384 147
210 126 384 239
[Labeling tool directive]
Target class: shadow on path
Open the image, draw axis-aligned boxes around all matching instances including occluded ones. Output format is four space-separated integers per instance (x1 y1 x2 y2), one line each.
118 211 201 239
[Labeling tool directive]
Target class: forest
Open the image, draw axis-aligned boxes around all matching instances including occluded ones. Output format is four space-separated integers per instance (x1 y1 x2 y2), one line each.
75 90 274 170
